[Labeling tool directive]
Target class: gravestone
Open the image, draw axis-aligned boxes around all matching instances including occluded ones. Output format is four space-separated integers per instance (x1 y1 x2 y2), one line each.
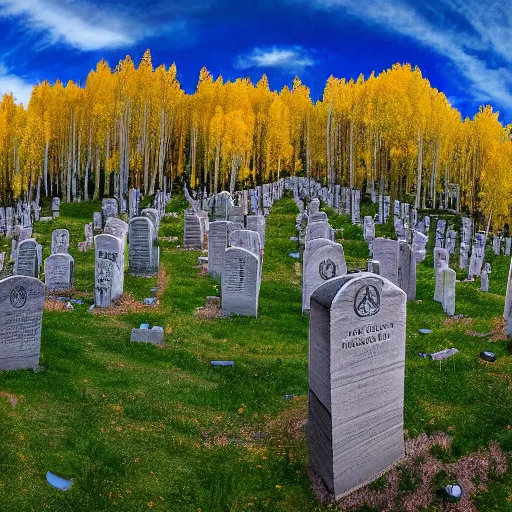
51 229 70 254
412 231 428 263
459 242 469 270
481 263 491 292
306 221 335 243
308 273 406 499
130 326 164 344
434 257 449 303
104 217 129 247
228 206 244 225
302 238 347 313
208 221 232 276
128 216 159 276
442 267 456 316
6 207 14 236
102 198 119 218
493 235 502 256
351 189 361 224
221 247 260 317
506 238 512 257
44 253 74 291
246 215 266 247
398 241 416 301
0 275 45 370
434 247 450 271
141 208 160 234
0 252 4 271
372 238 399 286
52 197 60 218
468 231 486 279
230 229 262 257
14 239 39 278
505 259 512 335
129 188 140 218
309 199 320 215
367 259 380 274
363 216 375 242
214 191 233 220
435 219 446 248
309 212 328 223
445 230 457 254
94 234 124 307
183 213 204 249
93 212 103 232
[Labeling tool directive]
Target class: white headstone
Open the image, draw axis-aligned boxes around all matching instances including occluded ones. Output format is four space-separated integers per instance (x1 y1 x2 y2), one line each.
51 229 70 255
129 216 159 276
44 253 74 291
94 234 124 307
372 238 399 286
208 221 232 276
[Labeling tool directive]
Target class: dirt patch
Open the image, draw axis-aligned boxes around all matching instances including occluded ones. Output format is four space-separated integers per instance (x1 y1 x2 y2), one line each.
91 294 157 315
44 298 69 312
466 317 508 341
156 267 169 299
194 298 222 319
0 391 23 408
310 432 508 512
443 315 473 328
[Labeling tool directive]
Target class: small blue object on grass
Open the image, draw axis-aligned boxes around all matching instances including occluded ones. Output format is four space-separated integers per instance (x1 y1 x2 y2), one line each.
288 252 300 259
140 323 150 329
46 471 73 491
419 329 432 334
284 394 296 400
211 361 234 366
142 297 157 305
418 353 428 358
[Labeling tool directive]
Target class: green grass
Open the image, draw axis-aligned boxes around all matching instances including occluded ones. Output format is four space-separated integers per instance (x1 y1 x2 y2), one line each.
1 195 512 511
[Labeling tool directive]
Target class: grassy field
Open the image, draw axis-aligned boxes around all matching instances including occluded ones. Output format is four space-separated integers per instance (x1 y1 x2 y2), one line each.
0 195 512 511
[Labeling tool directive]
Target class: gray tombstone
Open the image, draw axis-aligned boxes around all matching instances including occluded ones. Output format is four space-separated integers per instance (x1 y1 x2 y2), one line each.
468 231 486 279
480 262 491 292
15 239 40 278
363 216 375 242
412 231 428 263
351 189 361 224
442 267 456 316
44 253 74 291
130 327 164 344
6 207 14 237
51 229 70 255
506 238 512 257
309 198 320 215
230 229 261 257
0 275 45 370
0 252 4 272
398 241 416 301
208 221 232 277
367 259 380 274
93 212 103 232
306 221 335 243
308 273 406 499
221 247 260 317
505 259 512 335
183 213 204 249
85 223 94 243
445 230 457 254
246 215 266 247
302 238 347 313
94 234 124 307
102 198 119 218
52 197 60 218
435 219 446 248
434 257 449 303
372 238 399 286
104 217 129 248
214 191 233 220
141 208 160 234
309 212 328 223
128 216 159 276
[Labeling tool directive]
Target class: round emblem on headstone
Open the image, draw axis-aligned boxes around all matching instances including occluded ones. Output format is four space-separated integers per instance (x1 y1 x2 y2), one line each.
319 259 337 280
354 285 380 317
10 285 27 308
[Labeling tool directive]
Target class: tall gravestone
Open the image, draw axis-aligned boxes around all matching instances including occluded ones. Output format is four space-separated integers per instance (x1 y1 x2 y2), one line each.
183 212 204 249
302 238 347 313
128 216 159 276
208 221 232 277
442 267 456 316
44 253 74 291
308 273 406 498
102 198 119 218
52 197 60 218
434 248 450 302
435 219 446 248
363 216 375 242
51 229 70 254
469 231 486 279
15 239 40 278
93 212 103 232
104 217 129 248
0 276 45 370
246 215 266 248
372 238 399 286
221 247 260 317
351 189 361 224
94 234 124 307
6 207 14 237
306 221 335 243
398 241 416 301
412 231 428 263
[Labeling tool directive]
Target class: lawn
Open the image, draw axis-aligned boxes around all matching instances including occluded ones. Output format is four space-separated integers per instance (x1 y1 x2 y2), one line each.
0 194 511 511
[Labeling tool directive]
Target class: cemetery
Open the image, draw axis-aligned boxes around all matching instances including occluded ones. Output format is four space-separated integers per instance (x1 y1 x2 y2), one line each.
0 181 511 512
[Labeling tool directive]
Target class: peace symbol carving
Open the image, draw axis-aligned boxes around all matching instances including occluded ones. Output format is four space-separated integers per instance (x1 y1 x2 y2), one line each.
354 285 380 317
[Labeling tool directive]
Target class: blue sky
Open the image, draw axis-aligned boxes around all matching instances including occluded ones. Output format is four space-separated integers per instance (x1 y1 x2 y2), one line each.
0 0 511 123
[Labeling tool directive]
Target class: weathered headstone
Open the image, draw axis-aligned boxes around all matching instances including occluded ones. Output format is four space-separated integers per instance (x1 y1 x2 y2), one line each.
51 229 70 255
141 208 160 234
102 198 119 218
398 241 416 301
14 239 40 278
0 252 4 272
52 197 60 218
412 231 428 263
214 191 233 220
208 221 232 276
308 273 406 498
221 247 260 317
93 212 103 232
130 326 164 344
435 219 446 248
44 253 74 291
493 234 502 256
309 198 320 215
306 221 334 243
128 216 159 276
6 207 14 236
468 231 486 279
230 229 261 257
351 189 361 224
0 275 45 370
363 216 375 242
302 238 347 313
309 212 328 223
183 213 204 249
506 238 512 257
94 234 124 307
505 259 512 335
480 262 491 292
445 229 457 254
246 215 266 247
372 238 399 286
367 259 380 274
442 267 456 316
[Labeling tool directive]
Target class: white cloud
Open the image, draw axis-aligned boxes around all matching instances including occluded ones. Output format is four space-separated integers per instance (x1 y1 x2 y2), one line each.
0 0 133 51
235 46 314 71
307 0 512 110
0 64 34 105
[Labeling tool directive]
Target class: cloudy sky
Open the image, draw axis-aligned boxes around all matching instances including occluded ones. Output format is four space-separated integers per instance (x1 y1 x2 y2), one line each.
0 0 511 122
